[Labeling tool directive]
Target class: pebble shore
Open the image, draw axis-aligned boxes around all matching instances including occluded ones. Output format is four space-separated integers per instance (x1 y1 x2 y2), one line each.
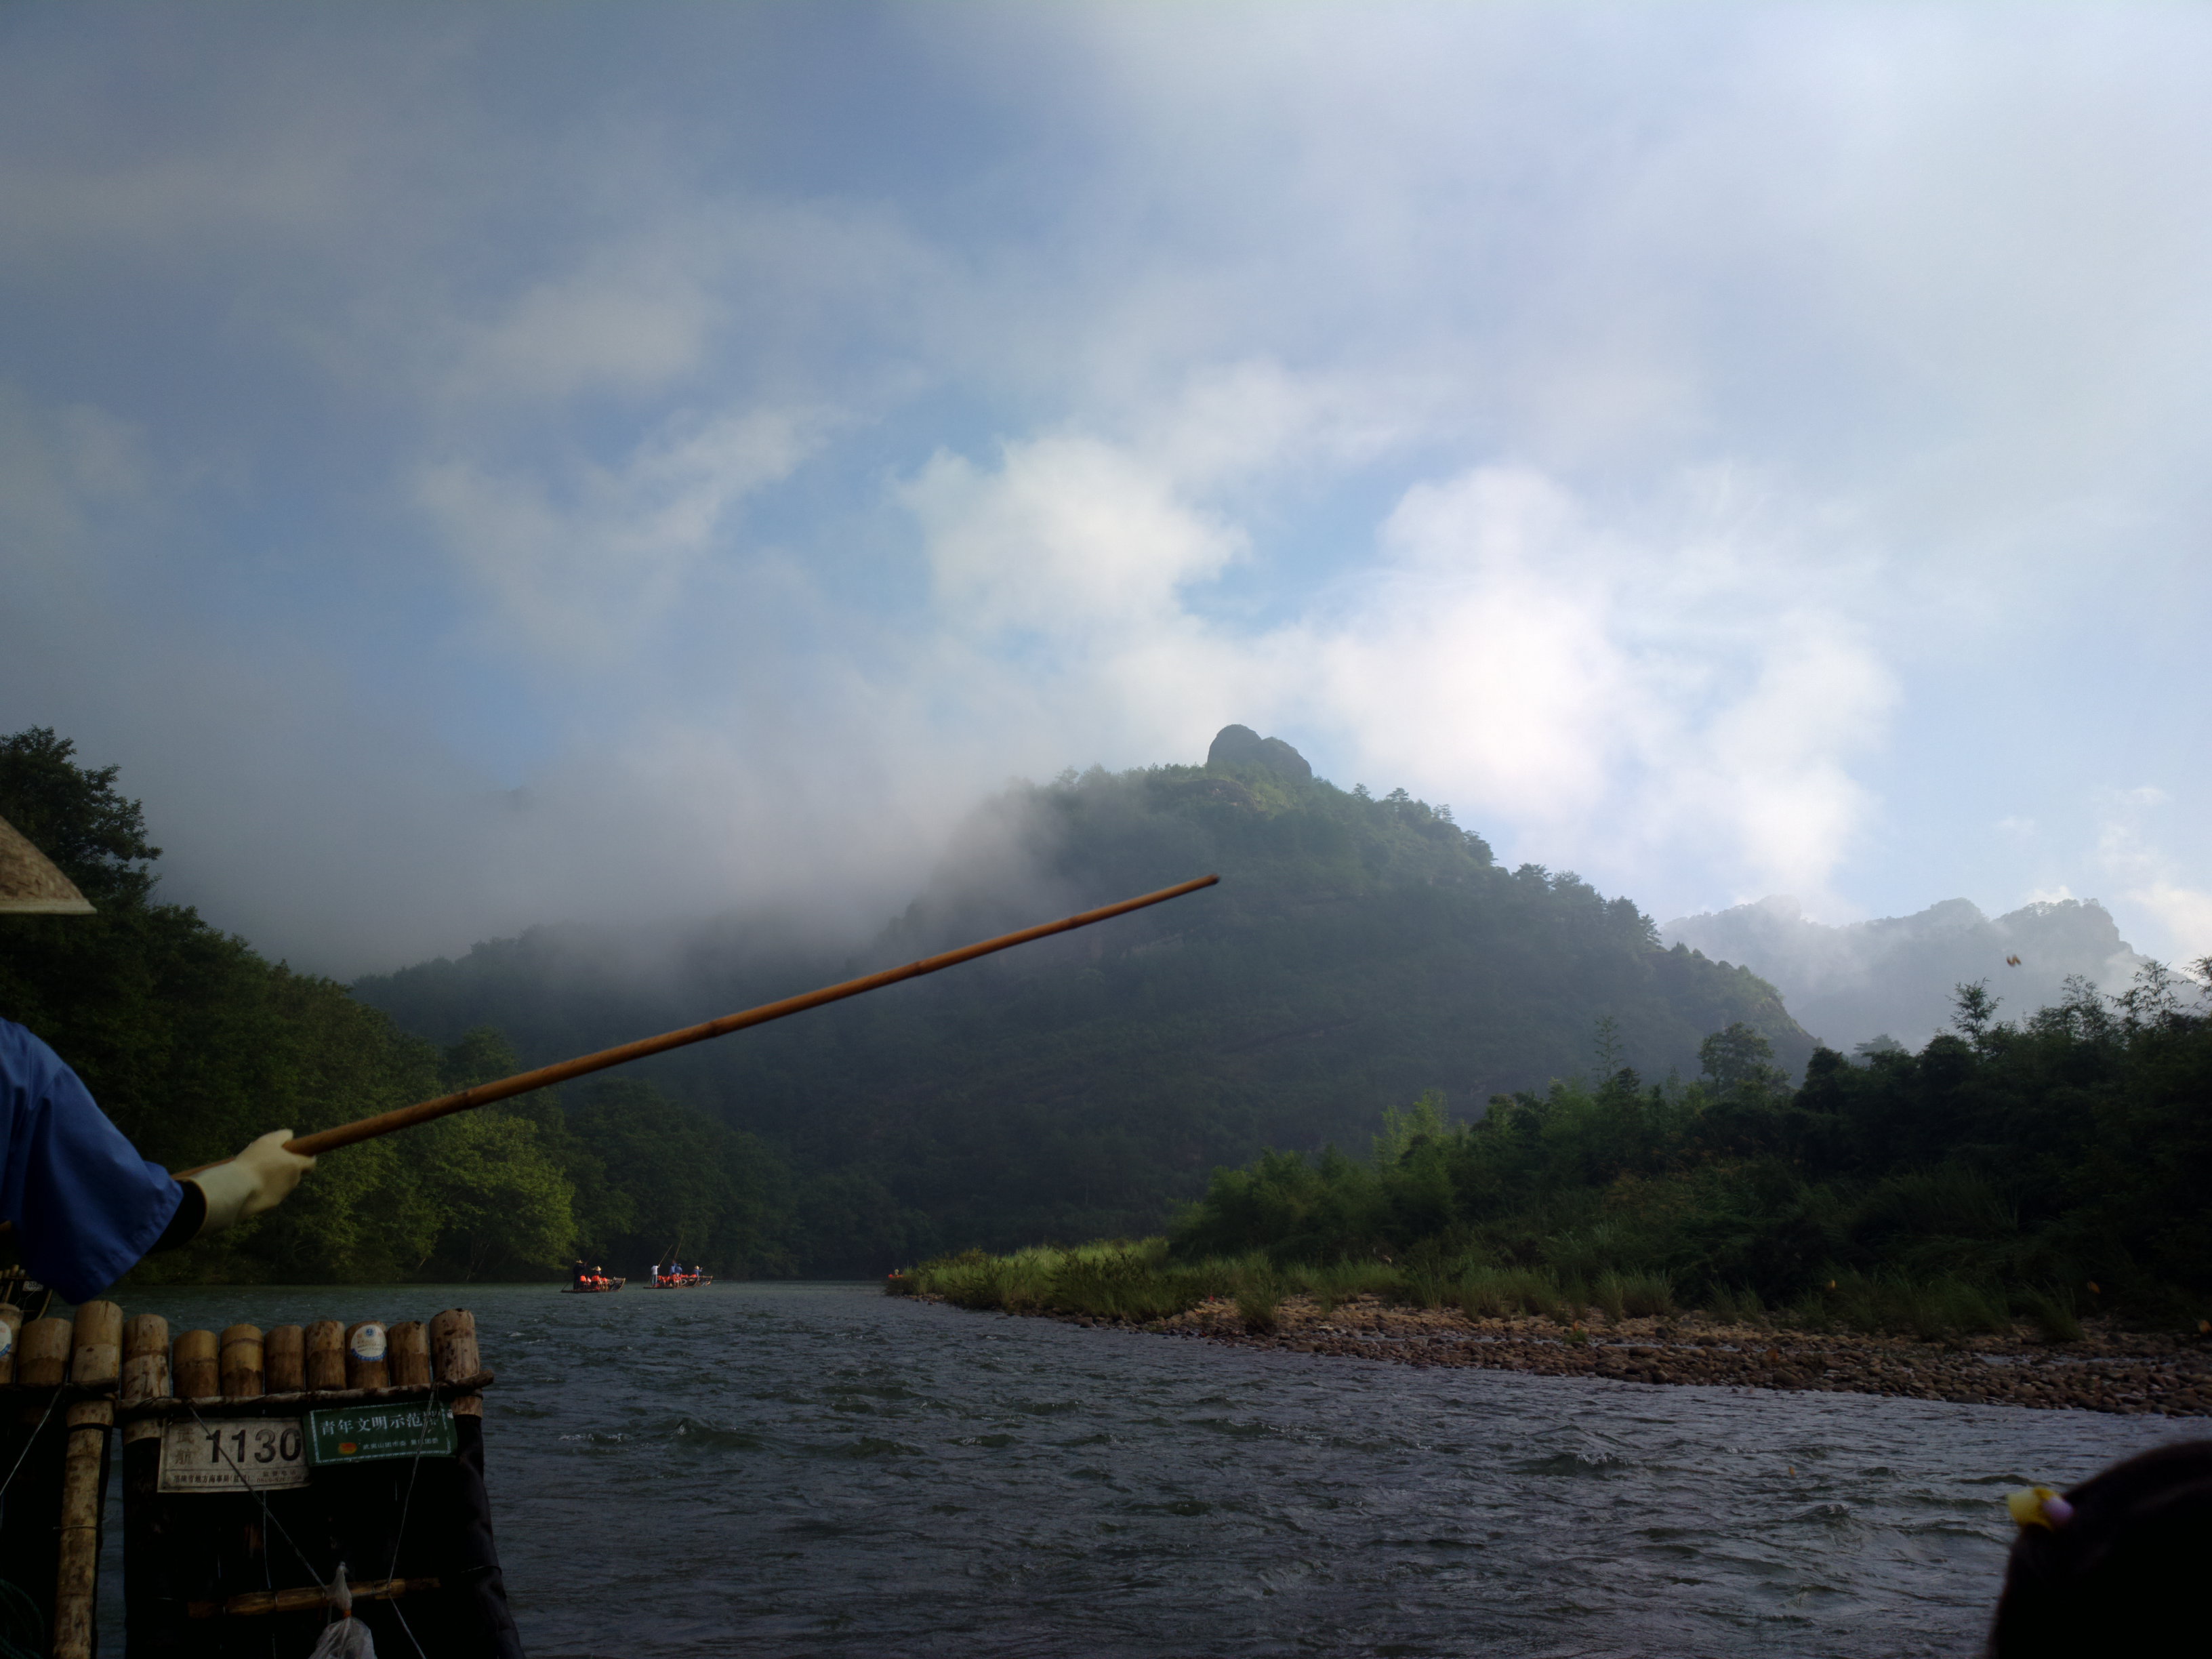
1044 1294 2212 1416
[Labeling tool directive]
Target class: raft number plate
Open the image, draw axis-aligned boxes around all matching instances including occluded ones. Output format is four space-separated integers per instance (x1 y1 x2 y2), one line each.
158 1420 310 1492
306 1403 457 1466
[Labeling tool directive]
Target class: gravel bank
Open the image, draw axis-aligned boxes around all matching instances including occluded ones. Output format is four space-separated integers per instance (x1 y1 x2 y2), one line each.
1052 1295 2212 1416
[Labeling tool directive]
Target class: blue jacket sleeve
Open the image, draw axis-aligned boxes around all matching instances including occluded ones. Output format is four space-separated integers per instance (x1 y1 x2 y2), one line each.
0 1019 182 1304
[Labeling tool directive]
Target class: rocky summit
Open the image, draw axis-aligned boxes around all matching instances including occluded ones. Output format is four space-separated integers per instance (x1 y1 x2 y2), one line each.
1206 723 1314 783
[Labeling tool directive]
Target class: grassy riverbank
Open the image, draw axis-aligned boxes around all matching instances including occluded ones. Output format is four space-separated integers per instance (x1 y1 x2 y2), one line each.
897 1237 2105 1343
894 1244 2212 1416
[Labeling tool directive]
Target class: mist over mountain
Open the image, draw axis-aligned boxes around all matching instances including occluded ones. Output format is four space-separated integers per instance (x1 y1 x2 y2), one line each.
357 729 1814 1272
1660 895 2151 1053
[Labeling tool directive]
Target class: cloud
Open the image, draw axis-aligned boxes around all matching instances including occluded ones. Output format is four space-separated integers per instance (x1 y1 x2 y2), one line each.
447 256 719 404
415 405 826 659
901 432 1900 914
3 5 2209 979
0 386 155 570
1315 464 1900 907
907 435 1246 636
2093 787 2212 966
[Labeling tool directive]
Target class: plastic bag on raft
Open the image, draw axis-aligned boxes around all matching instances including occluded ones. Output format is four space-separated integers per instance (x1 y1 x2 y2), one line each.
306 1567 375 1658
308 1618 375 1659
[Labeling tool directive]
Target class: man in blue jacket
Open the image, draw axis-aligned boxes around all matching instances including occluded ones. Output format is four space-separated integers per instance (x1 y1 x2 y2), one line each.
1 811 314 1304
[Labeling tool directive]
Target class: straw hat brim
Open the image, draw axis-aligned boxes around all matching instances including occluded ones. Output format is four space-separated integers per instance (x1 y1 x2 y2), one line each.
0 813 96 914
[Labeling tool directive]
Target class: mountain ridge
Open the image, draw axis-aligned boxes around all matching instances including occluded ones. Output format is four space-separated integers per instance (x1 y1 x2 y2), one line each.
358 729 1818 1271
1661 893 2150 1052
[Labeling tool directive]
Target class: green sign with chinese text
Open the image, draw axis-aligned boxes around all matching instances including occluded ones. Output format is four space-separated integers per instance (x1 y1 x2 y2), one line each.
305 1403 457 1466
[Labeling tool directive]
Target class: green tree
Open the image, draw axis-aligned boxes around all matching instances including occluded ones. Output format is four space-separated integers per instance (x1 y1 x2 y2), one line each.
567 1078 790 1275
1373 1090 1452 1164
1951 981 2000 1041
1699 1023 1787 1094
0 727 159 907
417 1110 577 1279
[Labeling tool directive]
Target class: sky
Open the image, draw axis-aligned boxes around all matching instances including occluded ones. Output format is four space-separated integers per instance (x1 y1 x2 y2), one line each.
1 3 2207 979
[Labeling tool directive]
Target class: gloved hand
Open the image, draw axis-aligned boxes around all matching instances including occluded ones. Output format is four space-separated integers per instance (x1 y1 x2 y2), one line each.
190 1129 316 1235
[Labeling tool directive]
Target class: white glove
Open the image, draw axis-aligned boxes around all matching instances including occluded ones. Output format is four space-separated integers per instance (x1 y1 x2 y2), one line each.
191 1129 316 1235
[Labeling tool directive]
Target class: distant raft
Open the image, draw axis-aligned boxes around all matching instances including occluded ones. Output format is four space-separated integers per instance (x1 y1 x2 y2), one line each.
0 1298 524 1658
644 1267 712 1290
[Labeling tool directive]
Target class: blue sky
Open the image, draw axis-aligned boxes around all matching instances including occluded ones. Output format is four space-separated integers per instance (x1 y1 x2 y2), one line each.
1 3 2207 977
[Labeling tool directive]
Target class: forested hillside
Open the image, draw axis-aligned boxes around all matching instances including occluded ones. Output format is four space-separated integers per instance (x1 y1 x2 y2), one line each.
1153 961 2212 1330
359 727 1814 1273
0 729 787 1286
915 968 2212 1337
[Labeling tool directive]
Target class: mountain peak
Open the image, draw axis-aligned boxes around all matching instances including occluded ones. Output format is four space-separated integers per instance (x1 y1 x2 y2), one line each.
1206 724 1313 784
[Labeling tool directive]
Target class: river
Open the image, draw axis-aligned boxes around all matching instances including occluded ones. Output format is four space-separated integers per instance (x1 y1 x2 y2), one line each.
98 1282 2190 1657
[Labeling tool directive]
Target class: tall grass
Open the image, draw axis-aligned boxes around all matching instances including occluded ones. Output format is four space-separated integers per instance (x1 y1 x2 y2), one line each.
1233 1265 1285 1333
1288 1261 1401 1313
912 1240 1234 1322
912 1241 2045 1342
2018 1285 2084 1343
1705 1284 1765 1326
1544 1223 1626 1284
1790 1270 2013 1339
1456 1265 1569 1322
1593 1269 1674 1319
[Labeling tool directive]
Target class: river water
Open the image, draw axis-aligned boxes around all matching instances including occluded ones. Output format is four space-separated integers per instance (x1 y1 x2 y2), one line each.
99 1282 2190 1657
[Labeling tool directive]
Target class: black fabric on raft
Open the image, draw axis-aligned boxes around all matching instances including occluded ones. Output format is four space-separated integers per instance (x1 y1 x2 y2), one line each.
0 1406 67 1647
122 1406 524 1658
121 1431 172 1656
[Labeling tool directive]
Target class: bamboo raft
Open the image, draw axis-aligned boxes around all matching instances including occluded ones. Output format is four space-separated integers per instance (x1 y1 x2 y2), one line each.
0 1298 522 1658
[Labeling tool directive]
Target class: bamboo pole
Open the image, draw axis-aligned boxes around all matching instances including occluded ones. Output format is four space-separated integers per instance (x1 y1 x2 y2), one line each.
264 1325 305 1394
70 1304 121 1390
202 1324 274 1638
119 1315 170 1657
190 1576 441 1620
344 1322 390 1391
250 874 1218 1164
119 1317 169 1445
304 1320 346 1391
54 1300 121 1659
429 1309 480 1420
119 1372 491 1420
19 1317 71 1387
388 1321 432 1388
171 1330 219 1401
218 1324 264 1400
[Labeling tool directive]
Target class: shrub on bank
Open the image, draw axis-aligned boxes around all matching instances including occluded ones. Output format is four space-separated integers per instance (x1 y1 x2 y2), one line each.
1288 1261 1400 1313
906 1240 2173 1345
909 1240 1233 1322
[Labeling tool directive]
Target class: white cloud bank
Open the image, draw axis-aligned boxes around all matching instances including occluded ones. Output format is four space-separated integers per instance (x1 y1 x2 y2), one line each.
2093 790 2212 972
1 5 2207 974
903 427 1899 915
417 405 825 661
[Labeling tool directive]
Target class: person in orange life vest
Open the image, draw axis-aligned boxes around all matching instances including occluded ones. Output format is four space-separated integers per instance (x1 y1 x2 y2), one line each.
0 813 315 1303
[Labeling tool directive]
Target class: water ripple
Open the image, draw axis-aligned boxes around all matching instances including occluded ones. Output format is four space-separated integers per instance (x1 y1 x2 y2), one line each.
101 1282 2190 1658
